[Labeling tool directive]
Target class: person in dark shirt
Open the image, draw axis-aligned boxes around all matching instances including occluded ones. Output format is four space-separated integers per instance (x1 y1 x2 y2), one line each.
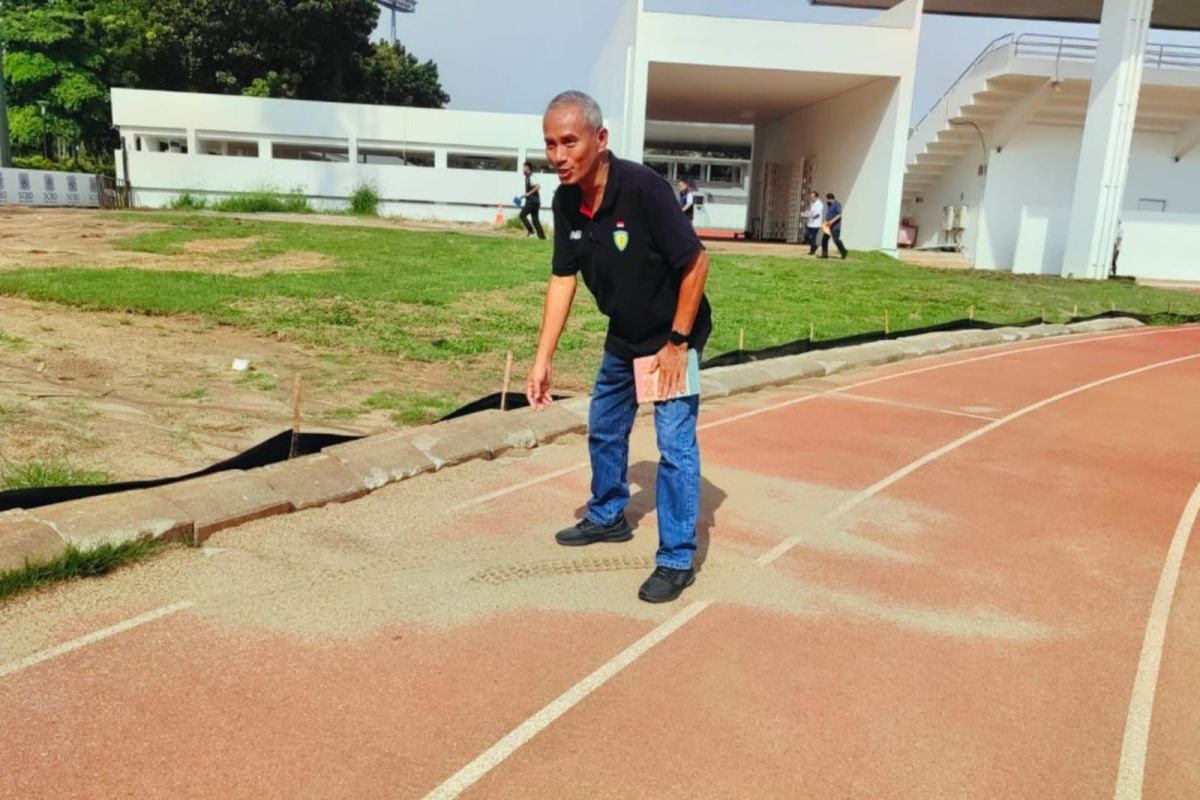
526 90 712 603
519 161 546 239
822 192 848 259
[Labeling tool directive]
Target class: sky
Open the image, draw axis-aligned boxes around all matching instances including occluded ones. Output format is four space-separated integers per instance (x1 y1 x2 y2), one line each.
372 0 1200 120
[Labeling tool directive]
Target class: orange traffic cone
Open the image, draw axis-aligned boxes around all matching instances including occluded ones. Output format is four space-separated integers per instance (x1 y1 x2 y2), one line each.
494 202 505 226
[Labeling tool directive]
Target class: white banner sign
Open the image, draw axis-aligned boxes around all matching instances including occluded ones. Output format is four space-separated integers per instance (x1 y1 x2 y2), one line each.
0 168 100 208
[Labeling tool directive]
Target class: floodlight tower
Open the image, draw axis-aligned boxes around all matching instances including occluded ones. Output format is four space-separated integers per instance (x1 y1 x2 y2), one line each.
378 0 417 44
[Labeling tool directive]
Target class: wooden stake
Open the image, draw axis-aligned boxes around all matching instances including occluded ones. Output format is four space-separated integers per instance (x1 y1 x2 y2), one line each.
1111 301 1116 312
1168 300 1173 315
1073 303 1078 318
289 373 302 459
968 305 975 321
809 321 815 342
500 351 514 411
883 308 890 337
738 328 745 352
1041 307 1047 324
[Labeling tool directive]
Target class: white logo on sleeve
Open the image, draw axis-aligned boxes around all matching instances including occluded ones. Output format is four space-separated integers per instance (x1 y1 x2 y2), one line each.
570 230 583 240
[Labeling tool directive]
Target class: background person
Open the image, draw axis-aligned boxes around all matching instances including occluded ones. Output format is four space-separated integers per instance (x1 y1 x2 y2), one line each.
822 192 848 259
527 90 712 604
677 179 695 223
805 190 823 255
519 161 546 239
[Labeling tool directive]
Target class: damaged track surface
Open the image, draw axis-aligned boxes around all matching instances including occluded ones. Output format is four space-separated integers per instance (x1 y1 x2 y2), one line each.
2 326 1200 799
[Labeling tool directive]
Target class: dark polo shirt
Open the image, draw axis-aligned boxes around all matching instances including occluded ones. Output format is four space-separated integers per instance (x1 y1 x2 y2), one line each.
552 153 712 361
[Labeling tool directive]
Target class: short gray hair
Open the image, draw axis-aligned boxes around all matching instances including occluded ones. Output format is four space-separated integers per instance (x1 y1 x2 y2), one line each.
546 90 604 131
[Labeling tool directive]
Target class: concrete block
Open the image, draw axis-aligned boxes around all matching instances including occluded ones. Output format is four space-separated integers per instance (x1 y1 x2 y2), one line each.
408 411 534 468
838 342 906 369
711 364 775 395
699 374 730 399
758 354 828 384
324 431 437 490
149 470 292 544
0 509 69 572
32 491 193 548
255 453 368 510
519 406 588 443
557 396 593 426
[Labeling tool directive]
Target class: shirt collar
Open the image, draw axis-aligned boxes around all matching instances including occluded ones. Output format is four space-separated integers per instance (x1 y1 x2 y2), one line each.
597 151 621 214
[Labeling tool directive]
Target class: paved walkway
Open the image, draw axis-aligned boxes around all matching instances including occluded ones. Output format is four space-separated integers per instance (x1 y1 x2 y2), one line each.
2 325 1199 799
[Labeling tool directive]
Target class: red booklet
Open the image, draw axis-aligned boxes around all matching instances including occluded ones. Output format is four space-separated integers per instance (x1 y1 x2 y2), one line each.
633 350 701 403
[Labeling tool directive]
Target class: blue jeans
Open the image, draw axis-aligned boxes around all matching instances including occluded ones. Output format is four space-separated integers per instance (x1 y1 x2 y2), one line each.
585 351 701 570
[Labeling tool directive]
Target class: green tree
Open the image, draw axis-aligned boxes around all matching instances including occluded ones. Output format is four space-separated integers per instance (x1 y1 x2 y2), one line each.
0 2 109 157
357 40 449 107
0 0 449 167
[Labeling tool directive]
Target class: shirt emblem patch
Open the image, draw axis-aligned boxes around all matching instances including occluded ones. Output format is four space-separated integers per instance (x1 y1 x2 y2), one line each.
613 220 629 252
570 230 583 240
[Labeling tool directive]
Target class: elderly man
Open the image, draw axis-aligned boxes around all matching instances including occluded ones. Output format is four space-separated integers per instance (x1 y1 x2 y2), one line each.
526 90 713 604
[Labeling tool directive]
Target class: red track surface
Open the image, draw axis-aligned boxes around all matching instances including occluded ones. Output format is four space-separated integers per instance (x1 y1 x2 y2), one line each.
2 326 1199 799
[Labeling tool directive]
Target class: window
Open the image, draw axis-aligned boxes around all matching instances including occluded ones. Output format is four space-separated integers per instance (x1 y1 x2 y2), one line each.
525 157 553 174
272 143 349 162
676 162 704 182
645 160 671 179
1137 198 1167 212
198 139 259 158
358 148 434 167
448 152 518 171
708 164 743 184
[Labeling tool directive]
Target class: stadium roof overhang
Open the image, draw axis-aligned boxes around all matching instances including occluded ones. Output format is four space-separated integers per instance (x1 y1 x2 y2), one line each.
811 0 1200 31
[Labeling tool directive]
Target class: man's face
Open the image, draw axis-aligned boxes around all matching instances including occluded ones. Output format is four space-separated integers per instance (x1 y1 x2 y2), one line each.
543 103 608 186
523 164 531 176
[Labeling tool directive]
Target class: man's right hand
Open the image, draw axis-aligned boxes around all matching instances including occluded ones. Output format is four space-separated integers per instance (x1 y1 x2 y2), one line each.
526 360 554 410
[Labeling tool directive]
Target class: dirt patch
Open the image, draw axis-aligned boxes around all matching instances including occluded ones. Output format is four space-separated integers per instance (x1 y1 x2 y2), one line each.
0 208 331 275
181 237 263 254
0 295 542 484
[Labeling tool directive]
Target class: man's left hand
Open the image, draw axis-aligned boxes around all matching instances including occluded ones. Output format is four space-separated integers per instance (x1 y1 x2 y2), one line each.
650 342 688 401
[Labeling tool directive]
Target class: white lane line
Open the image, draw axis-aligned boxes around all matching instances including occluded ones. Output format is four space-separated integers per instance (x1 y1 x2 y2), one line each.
827 392 1001 422
1112 481 1200 800
757 352 1200 566
456 463 588 509
462 327 1182 509
0 601 194 680
698 326 1183 434
422 600 712 800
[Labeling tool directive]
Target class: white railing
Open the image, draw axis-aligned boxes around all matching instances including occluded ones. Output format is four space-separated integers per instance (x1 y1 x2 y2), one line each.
910 34 1200 138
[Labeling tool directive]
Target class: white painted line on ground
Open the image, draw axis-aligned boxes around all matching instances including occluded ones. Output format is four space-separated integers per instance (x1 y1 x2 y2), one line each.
826 391 1001 421
462 328 1181 510
0 601 194 680
456 463 588 509
1112 480 1200 800
699 326 1184 433
757 352 1200 566
422 599 712 800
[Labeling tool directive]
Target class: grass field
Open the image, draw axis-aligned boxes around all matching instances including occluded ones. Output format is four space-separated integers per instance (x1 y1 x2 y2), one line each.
0 211 1196 400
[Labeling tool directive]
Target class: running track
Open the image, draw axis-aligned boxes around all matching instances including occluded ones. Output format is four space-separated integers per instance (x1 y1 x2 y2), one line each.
1 325 1199 799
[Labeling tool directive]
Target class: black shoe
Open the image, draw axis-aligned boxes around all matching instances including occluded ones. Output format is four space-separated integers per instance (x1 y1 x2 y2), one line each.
555 515 633 547
638 565 695 603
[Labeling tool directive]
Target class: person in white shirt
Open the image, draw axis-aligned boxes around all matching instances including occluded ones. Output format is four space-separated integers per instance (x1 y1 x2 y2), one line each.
805 191 824 255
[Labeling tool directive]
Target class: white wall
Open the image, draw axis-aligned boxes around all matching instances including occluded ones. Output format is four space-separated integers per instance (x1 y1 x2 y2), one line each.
589 0 641 157
758 77 905 251
628 3 919 214
903 149 986 254
1121 211 1200 281
113 89 564 218
967 123 1200 275
0 168 100 207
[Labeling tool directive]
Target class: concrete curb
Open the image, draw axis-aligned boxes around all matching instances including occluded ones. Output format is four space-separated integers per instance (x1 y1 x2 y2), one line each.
0 318 1144 572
